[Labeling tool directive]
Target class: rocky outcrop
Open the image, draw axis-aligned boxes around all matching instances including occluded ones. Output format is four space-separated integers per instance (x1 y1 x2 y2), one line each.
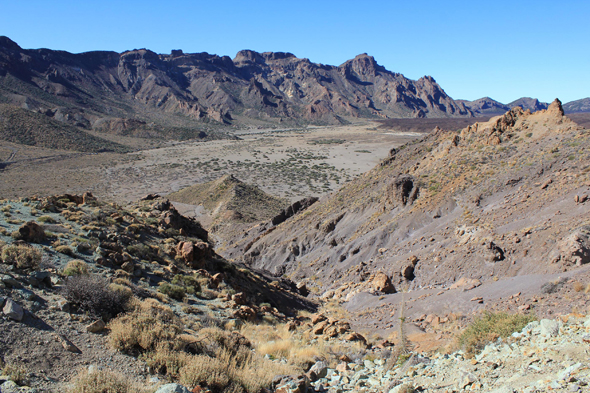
550 226 590 267
271 197 319 226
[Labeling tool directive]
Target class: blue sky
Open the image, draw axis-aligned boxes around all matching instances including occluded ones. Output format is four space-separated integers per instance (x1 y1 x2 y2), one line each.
1 0 588 104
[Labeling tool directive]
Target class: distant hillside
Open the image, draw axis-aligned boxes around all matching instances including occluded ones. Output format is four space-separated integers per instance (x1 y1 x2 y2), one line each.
507 97 549 112
0 36 473 131
168 174 288 227
564 97 590 113
456 97 509 116
461 96 590 117
223 100 590 297
0 104 129 152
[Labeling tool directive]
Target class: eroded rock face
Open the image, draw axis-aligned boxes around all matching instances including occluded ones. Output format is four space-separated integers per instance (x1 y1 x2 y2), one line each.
389 175 419 206
271 197 319 226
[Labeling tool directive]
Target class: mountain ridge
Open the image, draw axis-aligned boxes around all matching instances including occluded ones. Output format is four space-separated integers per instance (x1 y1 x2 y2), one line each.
0 36 473 132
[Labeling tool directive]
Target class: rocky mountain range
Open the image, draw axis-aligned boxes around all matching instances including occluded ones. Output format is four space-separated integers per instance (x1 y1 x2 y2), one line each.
460 96 590 116
0 36 473 133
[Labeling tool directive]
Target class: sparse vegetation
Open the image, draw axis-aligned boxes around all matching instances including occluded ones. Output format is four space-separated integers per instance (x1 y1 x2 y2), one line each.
2 363 28 386
68 368 153 393
458 312 535 356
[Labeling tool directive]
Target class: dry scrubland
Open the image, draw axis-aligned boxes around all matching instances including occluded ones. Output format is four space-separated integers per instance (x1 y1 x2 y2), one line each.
0 122 420 203
1 109 590 392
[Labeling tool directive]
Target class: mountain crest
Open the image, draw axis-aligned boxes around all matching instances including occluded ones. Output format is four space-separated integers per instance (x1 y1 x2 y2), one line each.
0 36 475 127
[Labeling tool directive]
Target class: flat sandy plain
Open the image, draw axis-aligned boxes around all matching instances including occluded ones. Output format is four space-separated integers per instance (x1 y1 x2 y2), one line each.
0 121 423 204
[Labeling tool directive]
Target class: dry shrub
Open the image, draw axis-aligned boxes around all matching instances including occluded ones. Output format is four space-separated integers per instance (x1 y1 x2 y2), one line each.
1 244 42 269
240 323 324 368
458 311 535 356
56 245 75 256
63 259 89 276
143 343 192 379
2 363 28 385
37 215 56 223
68 368 153 393
108 298 183 355
178 347 296 393
62 275 131 319
573 281 585 292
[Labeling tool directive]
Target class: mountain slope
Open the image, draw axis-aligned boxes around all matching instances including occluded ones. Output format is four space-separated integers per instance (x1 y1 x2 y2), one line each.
0 104 129 152
456 97 509 115
508 97 548 112
223 99 590 298
564 97 590 113
0 36 472 130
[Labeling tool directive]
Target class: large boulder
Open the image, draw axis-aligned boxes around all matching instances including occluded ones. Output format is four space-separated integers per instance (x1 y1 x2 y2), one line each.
3 298 24 321
372 272 396 293
175 241 212 267
18 221 45 243
154 384 191 393
160 208 208 241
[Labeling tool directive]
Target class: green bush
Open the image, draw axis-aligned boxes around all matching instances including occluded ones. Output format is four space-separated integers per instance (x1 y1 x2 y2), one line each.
37 215 56 223
158 283 186 300
172 274 201 295
63 260 89 276
459 312 535 356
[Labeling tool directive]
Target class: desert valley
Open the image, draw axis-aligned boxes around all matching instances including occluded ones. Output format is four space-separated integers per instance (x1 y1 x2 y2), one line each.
0 35 590 393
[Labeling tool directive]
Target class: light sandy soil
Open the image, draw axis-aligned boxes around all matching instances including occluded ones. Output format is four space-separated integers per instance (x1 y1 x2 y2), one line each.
0 122 423 204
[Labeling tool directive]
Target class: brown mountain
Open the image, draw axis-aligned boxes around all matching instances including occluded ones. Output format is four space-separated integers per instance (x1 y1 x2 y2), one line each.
564 97 590 113
507 97 549 112
222 99 590 298
0 36 472 132
456 97 510 116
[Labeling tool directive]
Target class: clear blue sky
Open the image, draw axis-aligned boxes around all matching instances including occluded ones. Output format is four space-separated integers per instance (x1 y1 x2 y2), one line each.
1 0 588 104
